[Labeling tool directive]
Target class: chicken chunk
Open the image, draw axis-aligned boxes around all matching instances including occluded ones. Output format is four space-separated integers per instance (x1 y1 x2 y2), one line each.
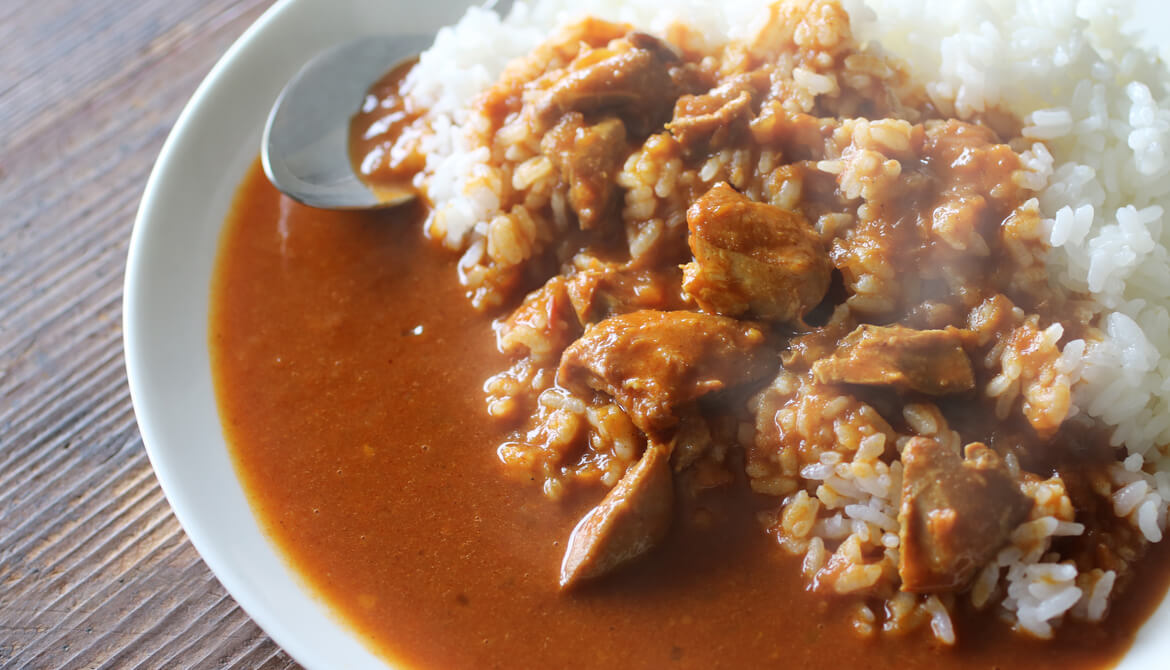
667 76 759 155
534 33 679 137
541 115 629 229
898 438 1031 592
560 443 673 589
682 183 831 323
557 310 774 438
566 261 690 323
812 324 975 395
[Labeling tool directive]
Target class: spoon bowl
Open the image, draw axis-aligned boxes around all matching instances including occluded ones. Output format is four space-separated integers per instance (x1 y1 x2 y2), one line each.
261 33 433 209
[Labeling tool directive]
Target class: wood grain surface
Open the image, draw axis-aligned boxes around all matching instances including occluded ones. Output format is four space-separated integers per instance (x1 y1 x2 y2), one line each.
0 1 301 667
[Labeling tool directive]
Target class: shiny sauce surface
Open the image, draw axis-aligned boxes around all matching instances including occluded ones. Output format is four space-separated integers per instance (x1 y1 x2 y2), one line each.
211 160 1170 669
349 59 425 201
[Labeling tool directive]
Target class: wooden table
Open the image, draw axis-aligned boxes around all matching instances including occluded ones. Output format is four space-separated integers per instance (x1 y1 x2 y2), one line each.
1 1 299 666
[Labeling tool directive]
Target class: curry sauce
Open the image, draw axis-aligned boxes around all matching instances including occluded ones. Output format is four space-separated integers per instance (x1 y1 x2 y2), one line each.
211 160 1170 669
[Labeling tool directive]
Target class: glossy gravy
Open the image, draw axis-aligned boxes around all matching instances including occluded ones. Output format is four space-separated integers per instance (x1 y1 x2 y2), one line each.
211 160 1170 669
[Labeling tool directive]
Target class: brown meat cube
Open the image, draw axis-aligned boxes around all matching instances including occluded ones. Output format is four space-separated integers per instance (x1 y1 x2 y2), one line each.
626 31 680 65
495 277 582 364
682 183 830 323
812 324 975 395
560 443 672 588
541 115 628 229
666 76 759 155
557 310 774 438
534 33 678 137
898 438 1031 592
566 261 690 323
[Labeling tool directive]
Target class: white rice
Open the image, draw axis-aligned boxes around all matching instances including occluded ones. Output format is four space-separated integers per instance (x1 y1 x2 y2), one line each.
406 0 1170 643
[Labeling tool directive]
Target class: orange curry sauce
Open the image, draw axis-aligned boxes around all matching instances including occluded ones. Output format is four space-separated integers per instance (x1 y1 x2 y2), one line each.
210 161 1170 669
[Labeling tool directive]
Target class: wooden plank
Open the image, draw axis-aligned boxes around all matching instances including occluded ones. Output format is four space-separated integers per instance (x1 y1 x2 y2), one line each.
0 1 301 667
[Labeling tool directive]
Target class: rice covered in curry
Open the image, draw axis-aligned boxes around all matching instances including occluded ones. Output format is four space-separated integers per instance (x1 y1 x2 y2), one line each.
352 0 1170 645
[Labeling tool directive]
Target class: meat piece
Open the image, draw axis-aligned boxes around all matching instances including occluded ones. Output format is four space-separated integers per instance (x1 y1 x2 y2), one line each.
626 31 680 65
534 34 679 137
667 76 759 155
898 438 1031 592
666 61 713 98
559 443 673 589
566 260 690 323
541 115 628 229
495 277 581 364
812 324 975 395
557 310 774 438
682 182 830 323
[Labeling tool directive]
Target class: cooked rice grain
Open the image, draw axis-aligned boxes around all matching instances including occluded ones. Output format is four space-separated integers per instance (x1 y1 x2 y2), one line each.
405 0 1170 645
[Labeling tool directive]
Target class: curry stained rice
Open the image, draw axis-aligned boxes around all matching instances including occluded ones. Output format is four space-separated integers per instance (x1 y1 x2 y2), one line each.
352 0 1170 646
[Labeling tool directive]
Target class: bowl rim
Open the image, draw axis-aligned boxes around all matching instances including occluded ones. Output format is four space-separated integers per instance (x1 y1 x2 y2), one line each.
123 0 405 667
122 1 1170 668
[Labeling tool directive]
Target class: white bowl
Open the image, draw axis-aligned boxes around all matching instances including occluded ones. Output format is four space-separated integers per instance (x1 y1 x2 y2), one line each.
125 1 475 668
124 1 1170 668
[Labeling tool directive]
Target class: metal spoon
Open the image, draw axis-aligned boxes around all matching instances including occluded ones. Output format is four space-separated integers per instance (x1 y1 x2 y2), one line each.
261 33 433 210
262 1 516 210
